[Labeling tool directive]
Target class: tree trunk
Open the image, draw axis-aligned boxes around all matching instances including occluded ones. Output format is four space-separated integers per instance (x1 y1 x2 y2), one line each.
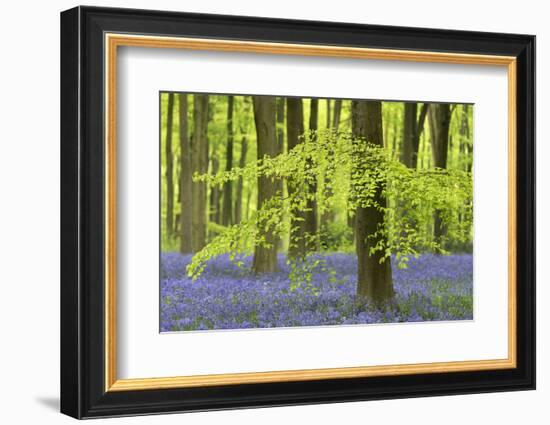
178 94 193 253
401 103 428 169
275 97 285 250
252 96 279 273
286 98 307 259
221 96 234 226
326 99 331 129
234 135 247 225
401 103 417 168
209 155 221 223
460 104 472 173
351 100 393 303
428 103 452 245
320 99 335 246
332 99 342 129
304 99 319 250
164 93 175 239
192 94 209 251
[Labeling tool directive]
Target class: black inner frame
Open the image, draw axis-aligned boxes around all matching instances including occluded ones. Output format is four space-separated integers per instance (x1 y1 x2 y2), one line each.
61 6 535 419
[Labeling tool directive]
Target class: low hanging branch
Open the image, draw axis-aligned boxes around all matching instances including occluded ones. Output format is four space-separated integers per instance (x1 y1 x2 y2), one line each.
187 129 473 288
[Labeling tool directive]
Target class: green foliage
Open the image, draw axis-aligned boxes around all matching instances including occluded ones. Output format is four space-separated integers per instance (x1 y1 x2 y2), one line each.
319 221 354 253
187 128 473 280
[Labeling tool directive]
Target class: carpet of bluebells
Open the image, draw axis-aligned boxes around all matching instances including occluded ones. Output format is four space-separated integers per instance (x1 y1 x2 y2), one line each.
160 253 473 332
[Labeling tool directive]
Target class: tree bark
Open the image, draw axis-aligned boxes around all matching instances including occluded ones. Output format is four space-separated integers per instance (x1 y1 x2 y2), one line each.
401 103 428 169
252 96 279 273
164 93 175 239
332 99 342 130
234 135 247 225
326 99 331 129
401 103 417 168
460 104 472 173
192 94 209 251
304 99 319 249
286 98 307 259
352 100 393 303
209 155 221 223
178 94 193 253
221 96 234 226
320 99 335 246
428 103 452 245
275 97 285 250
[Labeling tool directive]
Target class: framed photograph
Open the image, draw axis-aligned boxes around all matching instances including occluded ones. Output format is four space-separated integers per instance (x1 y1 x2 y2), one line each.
60 6 535 419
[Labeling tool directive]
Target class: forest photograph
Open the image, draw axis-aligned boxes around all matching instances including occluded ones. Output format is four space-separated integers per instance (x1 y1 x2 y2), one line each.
160 92 474 332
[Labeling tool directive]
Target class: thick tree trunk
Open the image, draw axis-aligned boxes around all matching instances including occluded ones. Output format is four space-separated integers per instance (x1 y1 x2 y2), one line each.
428 103 452 245
234 135 247 225
164 93 175 239
252 96 279 273
192 94 209 251
351 100 394 303
222 96 234 226
178 94 193 253
286 98 307 259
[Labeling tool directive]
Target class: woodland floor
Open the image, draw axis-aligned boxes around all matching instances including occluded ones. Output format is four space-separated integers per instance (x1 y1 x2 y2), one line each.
160 252 473 332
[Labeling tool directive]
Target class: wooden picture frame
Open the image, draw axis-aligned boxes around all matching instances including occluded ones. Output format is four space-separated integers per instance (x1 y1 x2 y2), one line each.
61 5 535 419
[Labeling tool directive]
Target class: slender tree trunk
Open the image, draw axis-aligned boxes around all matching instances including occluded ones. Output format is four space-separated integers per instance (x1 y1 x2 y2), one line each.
320 99 335 246
391 120 398 159
221 96 234 226
401 103 417 168
332 99 342 129
178 94 193 253
428 103 452 246
352 100 393 303
326 99 331 129
275 97 285 250
192 94 209 251
401 103 428 169
460 104 472 173
252 96 279 273
234 135 248 225
286 98 307 259
276 97 285 153
415 104 429 168
245 185 251 221
304 98 319 250
209 155 221 223
165 93 175 239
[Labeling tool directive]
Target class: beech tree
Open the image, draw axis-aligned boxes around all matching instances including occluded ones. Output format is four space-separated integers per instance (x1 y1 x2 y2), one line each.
209 154 221 223
163 95 472 308
222 96 234 226
305 98 319 248
351 100 394 302
286 98 307 259
192 94 209 251
401 103 428 169
251 96 279 273
178 94 193 253
428 103 452 245
164 93 175 238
